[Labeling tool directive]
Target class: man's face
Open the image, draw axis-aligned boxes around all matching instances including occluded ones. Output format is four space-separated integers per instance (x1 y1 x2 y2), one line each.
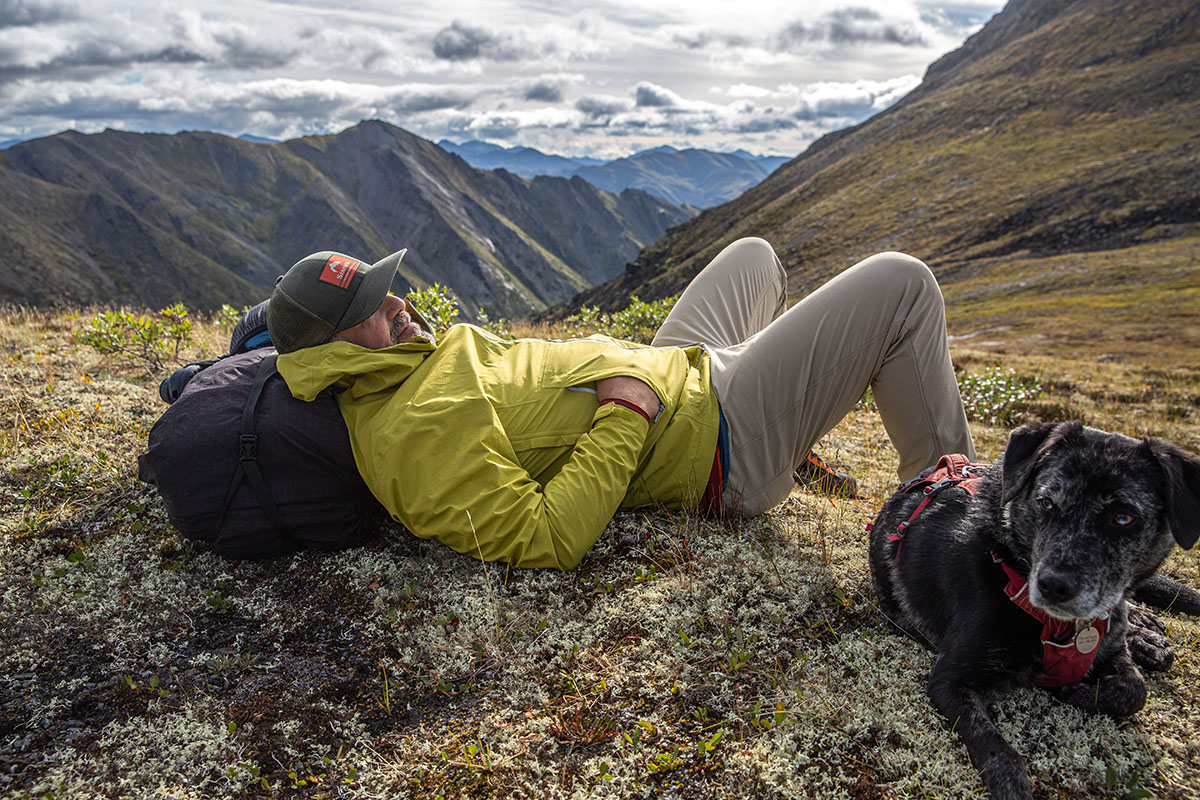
336 293 424 349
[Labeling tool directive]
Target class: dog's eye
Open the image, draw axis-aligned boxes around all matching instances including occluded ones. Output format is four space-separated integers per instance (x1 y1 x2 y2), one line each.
1111 512 1135 527
1038 497 1054 511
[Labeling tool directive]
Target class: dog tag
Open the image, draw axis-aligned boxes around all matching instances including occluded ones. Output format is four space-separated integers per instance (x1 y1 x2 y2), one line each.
1074 625 1100 654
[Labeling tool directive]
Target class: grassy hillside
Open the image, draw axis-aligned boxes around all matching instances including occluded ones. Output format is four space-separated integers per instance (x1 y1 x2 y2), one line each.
558 0 1199 366
2 306 1197 799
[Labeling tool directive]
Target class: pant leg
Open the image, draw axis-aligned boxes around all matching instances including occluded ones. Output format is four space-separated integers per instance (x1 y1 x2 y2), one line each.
652 237 787 349
712 251 975 516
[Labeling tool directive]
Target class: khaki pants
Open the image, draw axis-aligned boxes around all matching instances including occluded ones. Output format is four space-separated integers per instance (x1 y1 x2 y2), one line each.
652 237 975 515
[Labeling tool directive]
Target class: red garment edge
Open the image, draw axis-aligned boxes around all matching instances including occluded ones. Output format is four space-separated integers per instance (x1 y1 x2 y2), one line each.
599 397 651 424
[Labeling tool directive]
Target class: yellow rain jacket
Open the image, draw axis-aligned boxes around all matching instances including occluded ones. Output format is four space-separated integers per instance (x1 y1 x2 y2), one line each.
277 324 720 569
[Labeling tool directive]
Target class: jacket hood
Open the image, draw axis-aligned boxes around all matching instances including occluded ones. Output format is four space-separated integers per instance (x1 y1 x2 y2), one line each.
277 339 436 401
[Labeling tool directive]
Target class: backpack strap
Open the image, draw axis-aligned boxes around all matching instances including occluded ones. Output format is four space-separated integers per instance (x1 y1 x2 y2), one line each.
210 354 289 540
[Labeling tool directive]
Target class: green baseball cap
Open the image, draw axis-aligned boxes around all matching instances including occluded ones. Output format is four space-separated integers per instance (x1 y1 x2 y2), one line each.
267 249 406 353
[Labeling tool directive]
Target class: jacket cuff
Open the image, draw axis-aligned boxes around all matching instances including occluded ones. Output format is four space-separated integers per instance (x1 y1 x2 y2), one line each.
599 397 652 424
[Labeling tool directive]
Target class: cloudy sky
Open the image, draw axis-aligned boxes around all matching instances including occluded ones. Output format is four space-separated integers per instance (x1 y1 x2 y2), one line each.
0 0 1005 158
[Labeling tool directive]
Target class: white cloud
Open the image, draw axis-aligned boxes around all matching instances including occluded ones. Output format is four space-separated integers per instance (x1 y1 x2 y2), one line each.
575 93 634 118
0 1 1005 156
521 72 586 103
719 84 779 99
789 75 922 119
634 81 686 108
429 15 614 66
774 7 930 50
3 74 482 139
0 0 81 29
462 107 581 139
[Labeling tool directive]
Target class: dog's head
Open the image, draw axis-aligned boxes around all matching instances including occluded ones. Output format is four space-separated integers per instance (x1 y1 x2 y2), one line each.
997 421 1200 620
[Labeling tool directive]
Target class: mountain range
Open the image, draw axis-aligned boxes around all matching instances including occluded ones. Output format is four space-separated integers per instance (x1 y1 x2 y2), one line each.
0 122 695 317
439 140 789 208
559 0 1198 361
435 140 605 178
3 0 1194 359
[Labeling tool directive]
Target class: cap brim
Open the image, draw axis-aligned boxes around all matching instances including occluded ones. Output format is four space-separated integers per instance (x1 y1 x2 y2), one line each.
334 248 406 332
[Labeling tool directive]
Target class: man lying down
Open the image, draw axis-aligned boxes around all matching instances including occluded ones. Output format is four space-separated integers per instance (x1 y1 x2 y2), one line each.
265 237 974 570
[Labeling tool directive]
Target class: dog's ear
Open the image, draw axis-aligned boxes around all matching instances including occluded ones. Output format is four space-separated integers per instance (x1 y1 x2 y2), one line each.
1001 421 1080 504
1147 439 1200 550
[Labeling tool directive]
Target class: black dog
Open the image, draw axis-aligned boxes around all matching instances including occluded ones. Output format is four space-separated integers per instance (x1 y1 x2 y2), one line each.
869 421 1200 800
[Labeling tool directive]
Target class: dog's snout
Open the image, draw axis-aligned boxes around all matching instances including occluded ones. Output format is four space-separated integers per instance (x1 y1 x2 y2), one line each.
1036 567 1081 604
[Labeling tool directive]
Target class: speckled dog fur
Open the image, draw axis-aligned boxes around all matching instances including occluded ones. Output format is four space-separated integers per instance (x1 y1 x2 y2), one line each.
869 420 1200 800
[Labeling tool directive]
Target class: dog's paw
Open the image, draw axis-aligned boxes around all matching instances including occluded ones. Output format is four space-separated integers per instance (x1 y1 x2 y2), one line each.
1055 669 1148 717
980 752 1033 800
1128 604 1167 635
1127 620 1175 672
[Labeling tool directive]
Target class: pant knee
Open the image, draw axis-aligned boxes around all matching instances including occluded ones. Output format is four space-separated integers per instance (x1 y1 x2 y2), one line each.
726 236 774 256
723 237 786 279
858 252 943 305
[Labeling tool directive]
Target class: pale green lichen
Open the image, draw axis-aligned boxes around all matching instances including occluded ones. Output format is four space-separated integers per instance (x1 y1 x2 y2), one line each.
3 310 1200 799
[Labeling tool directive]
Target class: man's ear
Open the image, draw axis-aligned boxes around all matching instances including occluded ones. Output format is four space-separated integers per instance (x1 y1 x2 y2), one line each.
1147 439 1200 550
1001 421 1080 504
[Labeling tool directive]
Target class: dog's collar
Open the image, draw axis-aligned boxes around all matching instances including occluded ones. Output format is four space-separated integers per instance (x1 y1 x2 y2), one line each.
992 553 1111 687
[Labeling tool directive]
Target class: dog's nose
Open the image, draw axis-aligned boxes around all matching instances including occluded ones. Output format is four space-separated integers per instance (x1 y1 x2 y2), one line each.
1036 568 1080 604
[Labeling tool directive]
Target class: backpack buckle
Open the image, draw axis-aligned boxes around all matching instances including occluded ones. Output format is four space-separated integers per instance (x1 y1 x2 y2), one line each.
239 434 258 461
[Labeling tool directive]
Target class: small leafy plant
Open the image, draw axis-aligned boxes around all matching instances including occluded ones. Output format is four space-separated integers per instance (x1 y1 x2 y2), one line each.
74 303 195 374
959 365 1044 426
405 282 462 335
217 303 253 332
475 307 512 339
554 295 678 343
1105 766 1152 799
205 587 230 613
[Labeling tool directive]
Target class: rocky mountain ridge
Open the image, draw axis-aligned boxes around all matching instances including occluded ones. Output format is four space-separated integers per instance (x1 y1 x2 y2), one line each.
0 121 695 317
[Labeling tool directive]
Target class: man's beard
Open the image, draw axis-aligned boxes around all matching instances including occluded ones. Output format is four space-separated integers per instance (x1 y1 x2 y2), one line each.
389 310 433 345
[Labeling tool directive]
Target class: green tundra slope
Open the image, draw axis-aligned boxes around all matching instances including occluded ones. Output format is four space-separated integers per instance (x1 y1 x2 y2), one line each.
560 0 1199 362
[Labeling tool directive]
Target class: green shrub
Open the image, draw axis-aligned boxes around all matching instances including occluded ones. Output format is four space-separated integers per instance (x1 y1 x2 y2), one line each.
405 283 461 335
475 308 513 340
550 305 600 339
959 365 1044 427
557 296 678 344
74 303 195 375
608 296 676 343
217 303 252 332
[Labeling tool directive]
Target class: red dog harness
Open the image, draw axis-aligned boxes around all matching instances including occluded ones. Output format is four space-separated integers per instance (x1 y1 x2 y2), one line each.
886 454 985 556
879 454 1110 687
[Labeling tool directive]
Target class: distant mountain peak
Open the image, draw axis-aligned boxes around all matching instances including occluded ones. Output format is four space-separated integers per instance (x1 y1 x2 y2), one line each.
630 145 680 157
441 139 794 208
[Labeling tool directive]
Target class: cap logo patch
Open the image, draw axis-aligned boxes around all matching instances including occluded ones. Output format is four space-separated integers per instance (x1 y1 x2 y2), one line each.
318 255 360 289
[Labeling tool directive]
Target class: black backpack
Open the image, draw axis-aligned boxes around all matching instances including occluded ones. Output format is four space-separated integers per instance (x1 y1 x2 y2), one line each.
137 302 385 559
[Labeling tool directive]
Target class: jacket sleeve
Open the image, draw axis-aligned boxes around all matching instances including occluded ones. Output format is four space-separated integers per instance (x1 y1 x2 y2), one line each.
400 400 650 569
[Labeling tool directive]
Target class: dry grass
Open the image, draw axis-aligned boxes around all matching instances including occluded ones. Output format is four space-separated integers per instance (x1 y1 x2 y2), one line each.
939 237 1200 369
2 308 1198 800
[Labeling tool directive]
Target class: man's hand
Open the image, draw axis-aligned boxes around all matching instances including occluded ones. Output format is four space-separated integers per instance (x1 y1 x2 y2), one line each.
596 376 660 419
